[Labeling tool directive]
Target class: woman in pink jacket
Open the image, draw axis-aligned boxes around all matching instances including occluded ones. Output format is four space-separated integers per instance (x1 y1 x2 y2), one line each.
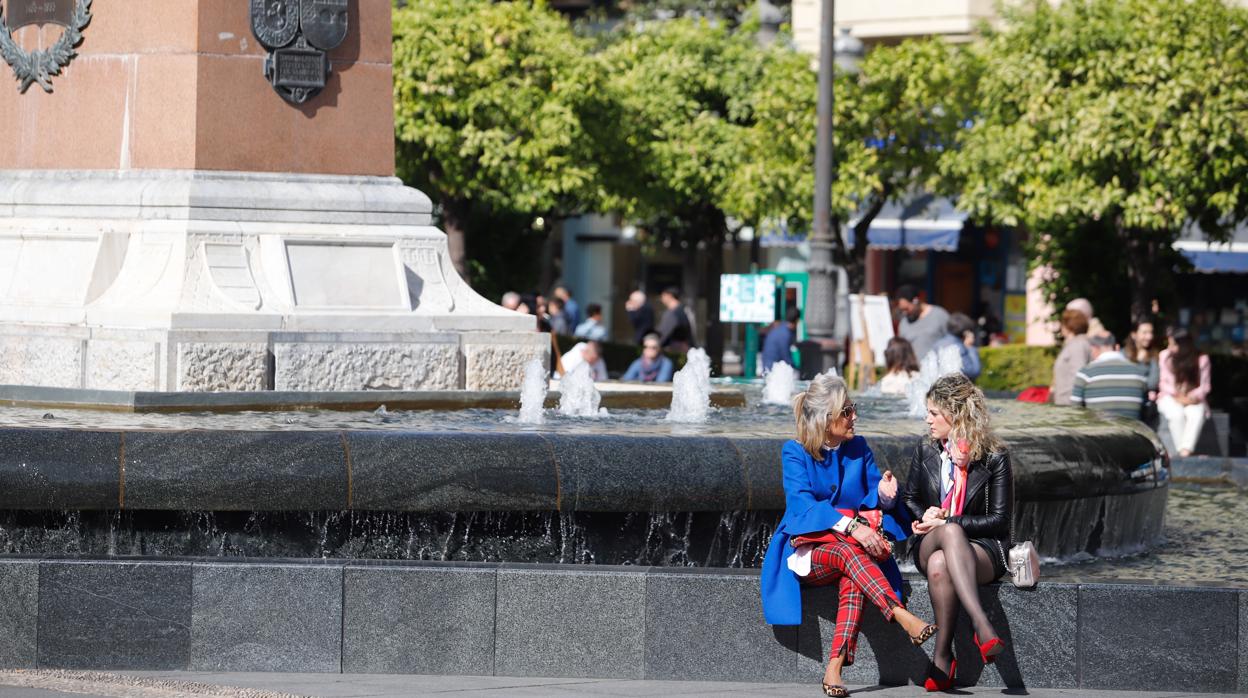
1157 328 1212 457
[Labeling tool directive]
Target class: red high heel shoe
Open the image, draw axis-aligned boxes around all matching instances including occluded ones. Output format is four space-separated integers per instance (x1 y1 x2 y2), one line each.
923 658 956 692
974 633 1005 664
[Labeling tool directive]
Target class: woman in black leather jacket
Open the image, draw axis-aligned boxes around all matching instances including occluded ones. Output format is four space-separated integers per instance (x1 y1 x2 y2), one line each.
901 373 1012 691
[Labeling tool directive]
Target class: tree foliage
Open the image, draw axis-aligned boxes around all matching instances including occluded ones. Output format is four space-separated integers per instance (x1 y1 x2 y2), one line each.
945 0 1248 318
392 0 608 277
836 38 982 291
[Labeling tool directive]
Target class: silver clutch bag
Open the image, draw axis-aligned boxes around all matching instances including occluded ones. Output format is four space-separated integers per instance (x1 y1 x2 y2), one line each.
1008 541 1040 588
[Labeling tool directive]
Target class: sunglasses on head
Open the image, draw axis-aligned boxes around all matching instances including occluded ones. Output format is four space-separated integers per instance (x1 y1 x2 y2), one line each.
839 402 857 418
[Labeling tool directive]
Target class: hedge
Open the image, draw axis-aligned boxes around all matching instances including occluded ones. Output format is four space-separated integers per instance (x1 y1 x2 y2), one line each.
976 344 1058 392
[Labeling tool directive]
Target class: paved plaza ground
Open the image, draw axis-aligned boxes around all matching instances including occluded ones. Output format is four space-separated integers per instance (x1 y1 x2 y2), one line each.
0 672 1239 698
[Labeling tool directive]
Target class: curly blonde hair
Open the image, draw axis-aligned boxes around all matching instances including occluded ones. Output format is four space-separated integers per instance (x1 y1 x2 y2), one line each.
926 373 1003 462
793 373 849 458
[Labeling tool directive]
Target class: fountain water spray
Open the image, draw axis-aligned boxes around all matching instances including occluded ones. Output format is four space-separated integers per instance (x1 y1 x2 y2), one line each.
666 348 712 423
761 362 798 406
558 363 605 418
517 358 548 424
907 343 967 417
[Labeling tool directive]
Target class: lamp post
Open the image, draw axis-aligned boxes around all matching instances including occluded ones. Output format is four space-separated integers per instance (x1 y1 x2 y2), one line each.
806 2 863 376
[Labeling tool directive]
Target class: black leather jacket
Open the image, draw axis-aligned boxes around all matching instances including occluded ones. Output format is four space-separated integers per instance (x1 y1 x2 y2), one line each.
901 437 1013 579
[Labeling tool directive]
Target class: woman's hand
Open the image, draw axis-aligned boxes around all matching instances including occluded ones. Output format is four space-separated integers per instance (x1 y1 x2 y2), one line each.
878 470 898 500
851 523 888 558
922 506 947 523
911 518 945 535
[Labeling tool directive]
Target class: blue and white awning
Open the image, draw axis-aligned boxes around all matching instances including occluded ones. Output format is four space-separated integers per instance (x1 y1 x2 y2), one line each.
1174 225 1248 274
850 192 968 252
758 193 969 250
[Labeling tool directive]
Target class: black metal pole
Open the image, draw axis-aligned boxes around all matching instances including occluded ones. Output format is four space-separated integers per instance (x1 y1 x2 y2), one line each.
804 0 841 373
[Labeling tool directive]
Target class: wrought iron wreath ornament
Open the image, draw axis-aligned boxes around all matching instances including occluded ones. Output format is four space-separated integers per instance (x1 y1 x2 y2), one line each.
0 0 92 93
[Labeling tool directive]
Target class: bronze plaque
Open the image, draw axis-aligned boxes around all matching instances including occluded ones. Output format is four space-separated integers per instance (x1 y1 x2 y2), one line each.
5 0 75 29
300 0 347 51
250 0 299 49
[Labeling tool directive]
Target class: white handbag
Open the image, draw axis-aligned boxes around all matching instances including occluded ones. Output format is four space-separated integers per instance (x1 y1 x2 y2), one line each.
986 475 1040 588
1008 541 1040 588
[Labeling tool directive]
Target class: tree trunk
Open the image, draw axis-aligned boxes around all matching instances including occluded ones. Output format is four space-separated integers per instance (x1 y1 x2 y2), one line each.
440 195 471 283
1121 226 1165 322
704 209 727 375
849 189 889 294
538 219 561 295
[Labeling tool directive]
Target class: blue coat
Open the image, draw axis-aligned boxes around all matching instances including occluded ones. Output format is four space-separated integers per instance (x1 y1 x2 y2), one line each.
760 436 910 626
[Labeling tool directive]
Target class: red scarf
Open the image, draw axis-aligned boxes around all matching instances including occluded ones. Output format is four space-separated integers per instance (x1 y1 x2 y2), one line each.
941 439 970 517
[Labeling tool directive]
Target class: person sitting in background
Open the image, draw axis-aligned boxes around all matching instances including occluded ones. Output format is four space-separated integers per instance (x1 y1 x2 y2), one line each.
546 297 570 336
1071 334 1150 419
1157 328 1212 457
624 290 655 345
1125 316 1162 424
560 340 608 382
574 303 608 341
1065 298 1109 338
657 287 695 352
893 284 950 362
501 291 522 312
1124 316 1161 392
553 285 580 329
1051 309 1091 406
879 337 920 396
931 312 982 381
762 306 800 373
622 333 674 382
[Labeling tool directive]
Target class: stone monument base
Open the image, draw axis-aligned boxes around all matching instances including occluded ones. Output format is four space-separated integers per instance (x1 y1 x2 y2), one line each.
0 170 545 392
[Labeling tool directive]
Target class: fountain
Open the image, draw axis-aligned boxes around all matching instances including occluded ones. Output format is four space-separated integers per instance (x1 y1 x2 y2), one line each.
761 361 798 406
666 348 712 423
516 358 549 424
0 3 1201 688
556 364 605 418
907 342 967 416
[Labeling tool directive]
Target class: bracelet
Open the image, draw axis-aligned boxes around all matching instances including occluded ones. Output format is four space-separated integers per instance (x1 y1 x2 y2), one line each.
845 518 859 534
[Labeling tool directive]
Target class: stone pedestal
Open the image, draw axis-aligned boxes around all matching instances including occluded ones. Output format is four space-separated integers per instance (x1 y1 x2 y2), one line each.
0 2 545 391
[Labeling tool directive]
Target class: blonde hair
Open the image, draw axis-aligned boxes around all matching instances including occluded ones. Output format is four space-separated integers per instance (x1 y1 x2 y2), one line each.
793 373 849 458
926 373 1003 462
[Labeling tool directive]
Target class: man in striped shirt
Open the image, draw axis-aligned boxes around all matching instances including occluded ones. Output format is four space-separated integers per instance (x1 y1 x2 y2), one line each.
1070 334 1149 419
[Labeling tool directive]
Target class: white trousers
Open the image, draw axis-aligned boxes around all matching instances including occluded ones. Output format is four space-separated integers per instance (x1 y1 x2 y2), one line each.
1157 395 1207 454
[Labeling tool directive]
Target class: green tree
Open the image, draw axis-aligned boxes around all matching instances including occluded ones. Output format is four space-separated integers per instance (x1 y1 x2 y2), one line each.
946 0 1248 320
598 18 836 368
837 38 982 292
392 0 607 280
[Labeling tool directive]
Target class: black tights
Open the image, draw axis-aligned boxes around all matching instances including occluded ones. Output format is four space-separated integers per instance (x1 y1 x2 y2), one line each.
917 523 997 672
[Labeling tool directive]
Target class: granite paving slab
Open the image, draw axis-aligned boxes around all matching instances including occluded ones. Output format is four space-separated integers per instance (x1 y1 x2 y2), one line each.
0 559 37 668
190 563 342 672
342 565 496 675
644 572 796 682
1239 590 1247 694
124 430 347 510
951 583 1078 689
37 561 191 670
797 578 932 687
495 568 646 679
1079 584 1238 692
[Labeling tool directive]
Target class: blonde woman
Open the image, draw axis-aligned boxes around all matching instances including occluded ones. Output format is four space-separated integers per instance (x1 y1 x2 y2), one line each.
761 374 937 697
901 373 1013 691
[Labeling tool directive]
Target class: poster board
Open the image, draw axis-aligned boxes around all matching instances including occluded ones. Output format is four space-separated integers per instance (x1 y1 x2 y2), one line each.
720 274 776 323
849 294 895 366
1004 293 1027 344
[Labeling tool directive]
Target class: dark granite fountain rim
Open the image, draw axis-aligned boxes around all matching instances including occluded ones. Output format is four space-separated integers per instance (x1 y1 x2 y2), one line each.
0 383 746 413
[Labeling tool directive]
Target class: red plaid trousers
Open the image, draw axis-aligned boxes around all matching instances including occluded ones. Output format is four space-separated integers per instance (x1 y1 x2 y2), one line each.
799 538 901 665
